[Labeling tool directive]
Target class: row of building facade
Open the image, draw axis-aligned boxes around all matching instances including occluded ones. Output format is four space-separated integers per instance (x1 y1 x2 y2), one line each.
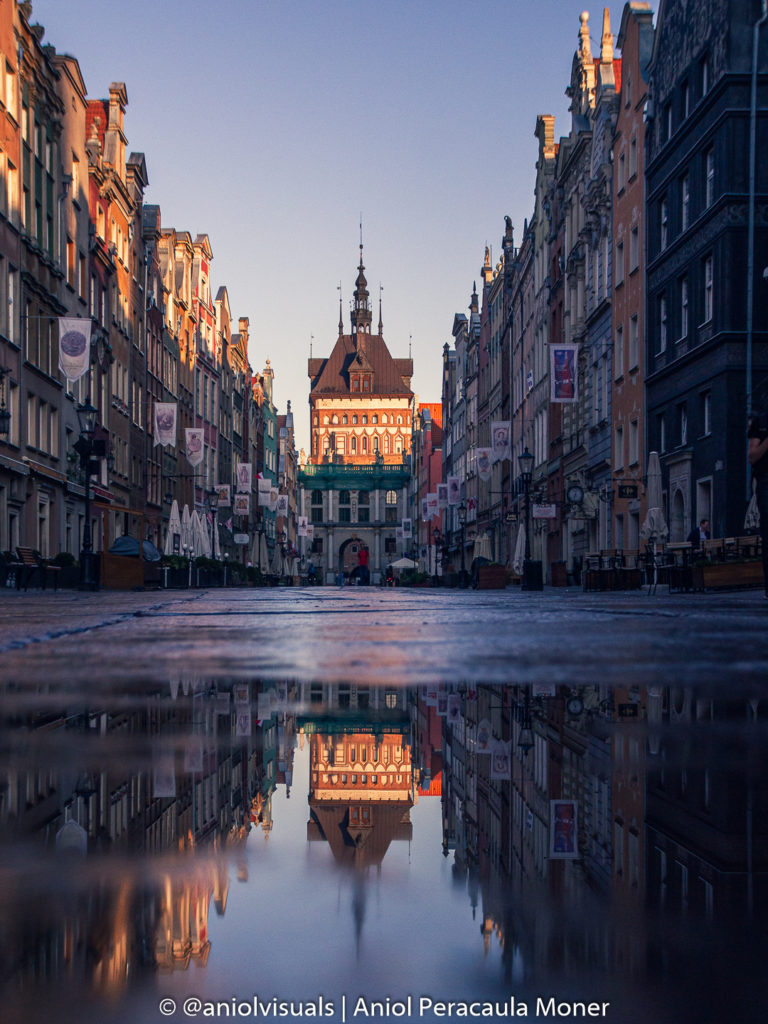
435 0 768 582
0 1 298 569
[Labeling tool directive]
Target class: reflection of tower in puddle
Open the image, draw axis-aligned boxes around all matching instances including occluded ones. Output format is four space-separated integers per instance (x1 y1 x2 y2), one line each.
306 720 414 953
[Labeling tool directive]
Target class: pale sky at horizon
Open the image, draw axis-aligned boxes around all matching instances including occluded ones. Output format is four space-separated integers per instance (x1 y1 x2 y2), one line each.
30 0 629 451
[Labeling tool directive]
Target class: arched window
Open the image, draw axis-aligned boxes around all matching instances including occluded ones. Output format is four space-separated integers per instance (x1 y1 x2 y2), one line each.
324 415 330 424
395 435 403 454
384 435 390 454
396 415 403 425
362 436 368 453
362 414 368 425
372 414 378 424
312 490 323 505
385 490 397 505
342 414 348 425
382 414 388 425
332 414 339 425
352 414 358 424
351 436 357 453
373 435 380 452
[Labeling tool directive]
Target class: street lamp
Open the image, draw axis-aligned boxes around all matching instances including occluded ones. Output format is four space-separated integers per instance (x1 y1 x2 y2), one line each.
205 486 219 558
457 501 467 588
432 526 443 585
517 446 542 591
75 396 100 590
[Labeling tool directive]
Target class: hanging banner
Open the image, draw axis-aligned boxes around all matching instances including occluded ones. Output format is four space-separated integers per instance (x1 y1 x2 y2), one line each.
153 402 177 447
185 428 204 466
551 343 578 403
395 526 403 540
306 524 314 541
490 740 512 779
233 493 250 516
402 518 412 539
58 317 91 381
437 483 448 509
476 448 492 481
447 693 462 726
421 498 429 522
214 484 231 506
475 718 493 754
236 462 252 493
268 487 279 512
447 476 461 505
258 478 272 505
297 516 308 537
491 421 511 463
277 493 289 517
550 799 579 859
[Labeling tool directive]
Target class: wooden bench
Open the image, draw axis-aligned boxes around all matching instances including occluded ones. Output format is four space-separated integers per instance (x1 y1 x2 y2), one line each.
15 547 61 591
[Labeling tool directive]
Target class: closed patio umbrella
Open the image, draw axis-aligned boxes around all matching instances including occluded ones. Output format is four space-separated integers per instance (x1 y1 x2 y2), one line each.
472 531 493 562
640 451 669 590
180 504 194 556
512 524 526 576
259 532 269 573
164 500 182 556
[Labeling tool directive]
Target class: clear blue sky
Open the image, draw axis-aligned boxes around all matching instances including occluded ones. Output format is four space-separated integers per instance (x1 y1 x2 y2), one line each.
31 0 628 451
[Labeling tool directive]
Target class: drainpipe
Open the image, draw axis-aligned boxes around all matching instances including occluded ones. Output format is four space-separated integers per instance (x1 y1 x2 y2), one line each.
746 0 768 501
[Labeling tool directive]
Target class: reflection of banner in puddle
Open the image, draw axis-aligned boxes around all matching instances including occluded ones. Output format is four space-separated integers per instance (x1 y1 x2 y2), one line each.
550 799 578 859
236 710 251 736
475 718 493 753
184 740 204 773
490 739 512 779
153 755 176 797
233 683 250 706
447 693 461 725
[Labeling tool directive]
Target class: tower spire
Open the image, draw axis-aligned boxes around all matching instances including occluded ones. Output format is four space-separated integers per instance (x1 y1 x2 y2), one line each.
378 283 383 335
338 281 343 336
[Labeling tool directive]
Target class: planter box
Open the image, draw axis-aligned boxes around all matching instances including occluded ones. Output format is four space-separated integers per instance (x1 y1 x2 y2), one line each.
691 561 764 591
477 565 508 590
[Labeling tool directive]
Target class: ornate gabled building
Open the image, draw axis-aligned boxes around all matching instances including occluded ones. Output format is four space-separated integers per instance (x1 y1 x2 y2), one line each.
300 246 413 583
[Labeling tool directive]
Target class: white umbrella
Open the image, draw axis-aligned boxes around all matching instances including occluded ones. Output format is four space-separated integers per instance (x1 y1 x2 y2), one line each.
213 518 221 560
745 481 760 531
512 524 526 576
270 544 284 576
181 504 194 556
640 451 669 589
390 556 416 570
191 511 211 558
164 499 182 556
473 531 493 562
259 532 269 573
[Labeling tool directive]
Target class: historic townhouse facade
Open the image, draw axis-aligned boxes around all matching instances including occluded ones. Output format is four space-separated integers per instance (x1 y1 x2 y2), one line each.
301 248 413 583
645 0 768 538
612 2 654 554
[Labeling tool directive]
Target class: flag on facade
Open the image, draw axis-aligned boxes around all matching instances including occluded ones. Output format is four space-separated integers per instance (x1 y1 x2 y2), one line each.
491 421 511 463
551 344 578 402
215 484 231 506
298 516 308 537
233 493 250 516
447 476 460 505
402 518 412 539
185 427 204 466
58 317 91 381
527 370 534 392
426 493 438 519
236 462 252 492
476 448 492 481
421 498 429 521
476 718 493 753
153 402 177 447
226 517 233 533
306 524 314 541
268 487 279 512
437 482 448 509
277 493 289 516
258 478 272 505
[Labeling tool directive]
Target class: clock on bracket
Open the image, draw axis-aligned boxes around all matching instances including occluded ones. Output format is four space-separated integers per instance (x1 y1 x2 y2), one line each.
567 483 584 504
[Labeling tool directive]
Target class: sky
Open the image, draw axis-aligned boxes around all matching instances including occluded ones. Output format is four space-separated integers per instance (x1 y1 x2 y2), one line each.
30 0 629 451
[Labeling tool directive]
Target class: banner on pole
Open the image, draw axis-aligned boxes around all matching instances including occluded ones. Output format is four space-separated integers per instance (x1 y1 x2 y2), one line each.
153 402 177 447
551 344 578 403
185 428 204 466
58 318 91 381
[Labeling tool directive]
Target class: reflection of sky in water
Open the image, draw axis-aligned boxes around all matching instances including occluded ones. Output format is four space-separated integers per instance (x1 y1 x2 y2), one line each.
156 744 499 1013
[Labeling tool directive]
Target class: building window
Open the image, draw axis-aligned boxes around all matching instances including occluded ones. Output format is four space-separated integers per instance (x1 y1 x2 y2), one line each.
629 135 638 178
629 314 639 369
659 294 668 353
679 403 688 446
342 414 348 424
372 414 378 424
681 174 690 231
703 255 713 323
701 391 712 435
615 241 624 286
664 103 672 142
362 415 368 425
630 226 639 271
362 435 368 453
700 54 709 97
682 80 690 119
617 152 626 193
629 419 639 465
658 413 666 453
384 536 397 554
615 324 624 378
660 199 668 251
351 435 357 453
705 148 715 208
614 424 624 471
680 277 689 338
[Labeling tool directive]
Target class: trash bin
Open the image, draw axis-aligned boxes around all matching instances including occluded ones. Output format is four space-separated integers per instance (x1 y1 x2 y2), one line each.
550 560 568 587
522 559 544 591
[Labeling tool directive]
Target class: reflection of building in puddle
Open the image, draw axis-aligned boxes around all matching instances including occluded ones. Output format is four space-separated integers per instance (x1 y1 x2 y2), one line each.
304 697 414 949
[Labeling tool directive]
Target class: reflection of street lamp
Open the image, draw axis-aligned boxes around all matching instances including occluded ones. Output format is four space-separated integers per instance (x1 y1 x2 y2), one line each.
457 501 467 588
517 446 542 591
75 397 100 590
432 526 443 584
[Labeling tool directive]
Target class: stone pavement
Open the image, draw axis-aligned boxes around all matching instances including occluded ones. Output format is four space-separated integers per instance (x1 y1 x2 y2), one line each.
1 584 767 686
